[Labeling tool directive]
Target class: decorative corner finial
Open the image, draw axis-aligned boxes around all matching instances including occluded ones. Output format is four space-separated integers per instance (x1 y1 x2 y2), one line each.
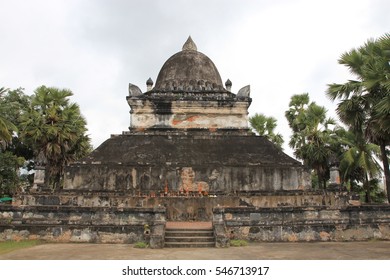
182 36 197 51
225 79 232 91
146 77 154 91
146 77 153 86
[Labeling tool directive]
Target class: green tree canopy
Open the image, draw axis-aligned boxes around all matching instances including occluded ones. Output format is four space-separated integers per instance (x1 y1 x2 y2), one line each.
0 151 25 195
0 87 18 147
0 87 33 194
19 86 92 190
327 33 390 202
249 113 284 149
285 93 337 189
335 127 382 202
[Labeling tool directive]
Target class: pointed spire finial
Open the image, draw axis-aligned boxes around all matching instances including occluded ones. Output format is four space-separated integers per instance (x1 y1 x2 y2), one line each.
225 79 232 91
146 77 154 91
182 36 197 51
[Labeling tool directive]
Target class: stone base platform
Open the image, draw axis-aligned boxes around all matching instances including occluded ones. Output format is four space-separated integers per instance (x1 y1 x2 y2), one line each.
1 191 389 247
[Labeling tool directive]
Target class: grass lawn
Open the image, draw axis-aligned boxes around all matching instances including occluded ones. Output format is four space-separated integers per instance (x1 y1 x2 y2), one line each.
0 240 41 255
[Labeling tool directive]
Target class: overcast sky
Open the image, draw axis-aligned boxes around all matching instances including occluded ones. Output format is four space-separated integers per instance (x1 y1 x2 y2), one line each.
1 0 389 157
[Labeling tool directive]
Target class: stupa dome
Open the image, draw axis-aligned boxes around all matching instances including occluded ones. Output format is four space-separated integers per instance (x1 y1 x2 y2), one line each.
154 37 224 91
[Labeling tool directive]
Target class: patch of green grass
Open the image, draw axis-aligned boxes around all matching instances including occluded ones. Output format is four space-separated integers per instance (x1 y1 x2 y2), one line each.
230 239 248 247
133 241 149 248
0 240 42 255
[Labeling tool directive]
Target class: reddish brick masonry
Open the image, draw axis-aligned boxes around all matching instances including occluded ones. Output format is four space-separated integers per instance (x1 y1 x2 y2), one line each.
166 221 212 230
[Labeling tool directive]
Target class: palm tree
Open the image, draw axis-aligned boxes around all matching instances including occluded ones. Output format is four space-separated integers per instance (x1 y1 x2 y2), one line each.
0 87 17 147
285 93 336 189
0 88 33 194
249 113 284 149
327 33 390 202
19 86 92 190
336 128 382 202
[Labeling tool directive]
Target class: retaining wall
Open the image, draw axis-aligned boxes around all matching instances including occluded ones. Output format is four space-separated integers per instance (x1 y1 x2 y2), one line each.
0 205 166 248
213 205 390 246
14 190 353 221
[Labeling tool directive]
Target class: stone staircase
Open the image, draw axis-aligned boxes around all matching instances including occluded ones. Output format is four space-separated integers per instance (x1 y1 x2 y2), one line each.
164 222 215 248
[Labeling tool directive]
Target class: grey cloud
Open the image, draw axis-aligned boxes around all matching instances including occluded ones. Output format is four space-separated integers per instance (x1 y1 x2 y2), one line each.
1 0 389 152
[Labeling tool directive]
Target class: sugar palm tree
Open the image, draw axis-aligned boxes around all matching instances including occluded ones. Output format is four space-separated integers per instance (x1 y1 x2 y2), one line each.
19 86 92 190
285 93 336 188
0 87 17 147
249 113 284 149
336 128 381 202
327 33 390 202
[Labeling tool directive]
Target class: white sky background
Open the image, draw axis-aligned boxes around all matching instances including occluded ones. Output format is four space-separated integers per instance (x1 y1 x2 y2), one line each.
1 0 389 157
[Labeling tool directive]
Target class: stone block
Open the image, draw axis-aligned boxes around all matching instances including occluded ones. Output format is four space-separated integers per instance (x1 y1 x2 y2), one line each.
249 213 261 221
70 229 95 242
150 234 164 248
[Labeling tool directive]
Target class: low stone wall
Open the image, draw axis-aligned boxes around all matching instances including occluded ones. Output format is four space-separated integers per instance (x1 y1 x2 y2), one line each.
15 190 353 221
213 205 390 246
0 205 166 248
16 192 239 221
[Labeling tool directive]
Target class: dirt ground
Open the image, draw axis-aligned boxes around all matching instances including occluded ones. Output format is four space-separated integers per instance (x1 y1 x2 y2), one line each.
1 241 390 260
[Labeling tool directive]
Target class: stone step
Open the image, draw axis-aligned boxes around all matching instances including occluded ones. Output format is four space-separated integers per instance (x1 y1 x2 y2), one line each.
165 227 213 231
165 236 215 243
164 241 215 248
165 230 214 237
164 226 215 248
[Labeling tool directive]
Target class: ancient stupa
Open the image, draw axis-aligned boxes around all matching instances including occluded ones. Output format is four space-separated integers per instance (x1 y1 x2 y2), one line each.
2 37 389 247
64 37 310 196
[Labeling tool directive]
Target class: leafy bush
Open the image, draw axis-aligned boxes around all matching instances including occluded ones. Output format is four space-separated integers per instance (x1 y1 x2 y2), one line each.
0 151 25 195
133 241 149 248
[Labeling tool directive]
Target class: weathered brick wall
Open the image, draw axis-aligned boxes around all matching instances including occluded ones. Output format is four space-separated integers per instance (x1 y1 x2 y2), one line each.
0 205 166 247
213 205 390 245
63 134 311 194
15 191 352 221
64 164 310 193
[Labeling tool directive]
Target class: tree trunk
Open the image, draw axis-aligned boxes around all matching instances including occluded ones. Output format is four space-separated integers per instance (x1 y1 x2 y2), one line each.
349 179 354 192
379 141 390 203
316 167 323 189
317 169 320 189
364 174 372 203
